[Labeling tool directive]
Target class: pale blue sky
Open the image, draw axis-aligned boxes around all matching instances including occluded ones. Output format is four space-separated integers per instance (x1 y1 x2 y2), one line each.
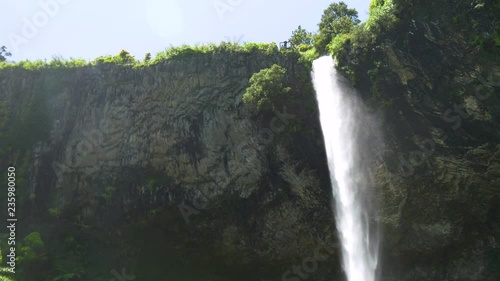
1 0 370 61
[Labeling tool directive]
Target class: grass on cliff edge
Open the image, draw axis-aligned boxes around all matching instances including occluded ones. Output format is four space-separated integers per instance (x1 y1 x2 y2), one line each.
0 42 312 71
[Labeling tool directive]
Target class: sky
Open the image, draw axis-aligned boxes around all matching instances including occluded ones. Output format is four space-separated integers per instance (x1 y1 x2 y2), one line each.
0 0 371 61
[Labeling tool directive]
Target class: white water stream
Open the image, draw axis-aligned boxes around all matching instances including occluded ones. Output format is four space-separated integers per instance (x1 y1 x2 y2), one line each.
312 56 379 281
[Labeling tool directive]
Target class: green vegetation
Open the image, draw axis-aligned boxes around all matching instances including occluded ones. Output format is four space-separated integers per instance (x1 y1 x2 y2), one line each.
0 249 14 281
281 0 395 74
50 235 86 281
242 64 291 113
94 49 137 65
289 25 313 48
287 25 320 68
17 232 49 281
2 1 498 280
0 42 281 71
0 56 88 71
144 52 152 63
151 42 279 64
327 33 351 57
330 0 398 58
0 46 11 62
313 1 360 55
10 80 51 151
322 0 399 84
19 232 45 259
364 0 398 39
0 71 54 216
0 72 52 186
103 186 117 200
49 207 62 218
456 0 500 53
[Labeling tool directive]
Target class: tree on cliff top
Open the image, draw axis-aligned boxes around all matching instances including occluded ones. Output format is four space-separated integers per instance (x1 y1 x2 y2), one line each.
0 46 12 62
289 25 313 48
314 2 360 55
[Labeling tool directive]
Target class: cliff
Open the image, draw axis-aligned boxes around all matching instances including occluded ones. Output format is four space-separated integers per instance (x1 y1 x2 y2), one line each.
0 51 341 281
335 0 500 280
0 0 499 280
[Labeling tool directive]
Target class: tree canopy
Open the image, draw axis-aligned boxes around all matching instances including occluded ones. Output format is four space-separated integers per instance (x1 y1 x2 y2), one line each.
0 46 12 62
242 64 291 113
289 25 313 48
314 2 360 55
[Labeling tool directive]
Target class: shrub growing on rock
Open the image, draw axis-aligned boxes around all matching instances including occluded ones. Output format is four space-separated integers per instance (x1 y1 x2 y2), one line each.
242 64 291 113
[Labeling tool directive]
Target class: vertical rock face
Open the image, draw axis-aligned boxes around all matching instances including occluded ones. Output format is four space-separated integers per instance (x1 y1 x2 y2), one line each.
1 2 499 279
334 1 500 280
374 41 500 280
0 53 338 280
42 55 275 207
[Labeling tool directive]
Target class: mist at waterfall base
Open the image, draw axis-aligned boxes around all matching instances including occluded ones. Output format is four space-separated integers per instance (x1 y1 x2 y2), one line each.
312 56 381 281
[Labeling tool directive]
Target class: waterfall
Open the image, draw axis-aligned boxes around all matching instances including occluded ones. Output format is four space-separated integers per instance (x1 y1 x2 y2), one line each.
312 56 379 281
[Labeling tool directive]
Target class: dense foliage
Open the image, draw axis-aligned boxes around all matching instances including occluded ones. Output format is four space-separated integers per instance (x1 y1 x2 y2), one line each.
2 1 499 280
0 46 11 62
0 42 281 71
242 64 291 113
327 0 400 83
313 1 361 55
152 42 279 63
289 25 313 48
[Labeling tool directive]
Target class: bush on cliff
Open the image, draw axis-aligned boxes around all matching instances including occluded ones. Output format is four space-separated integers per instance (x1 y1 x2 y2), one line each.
242 64 292 113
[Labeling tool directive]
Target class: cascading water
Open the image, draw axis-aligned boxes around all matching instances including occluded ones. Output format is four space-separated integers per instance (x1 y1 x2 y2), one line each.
312 56 379 281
